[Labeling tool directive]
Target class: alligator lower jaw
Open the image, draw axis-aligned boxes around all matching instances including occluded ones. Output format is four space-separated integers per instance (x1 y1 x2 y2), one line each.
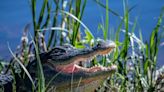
44 64 117 92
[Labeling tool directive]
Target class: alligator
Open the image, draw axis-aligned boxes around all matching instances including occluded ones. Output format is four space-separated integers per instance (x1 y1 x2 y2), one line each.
28 40 117 92
1 40 117 92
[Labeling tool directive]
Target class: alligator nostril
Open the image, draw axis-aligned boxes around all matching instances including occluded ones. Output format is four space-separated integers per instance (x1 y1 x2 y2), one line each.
79 61 83 66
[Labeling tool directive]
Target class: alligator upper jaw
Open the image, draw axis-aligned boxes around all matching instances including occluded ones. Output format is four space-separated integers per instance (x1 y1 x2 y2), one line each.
29 40 117 75
47 42 116 74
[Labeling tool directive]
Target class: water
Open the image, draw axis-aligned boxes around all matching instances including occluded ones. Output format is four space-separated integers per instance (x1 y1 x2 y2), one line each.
0 0 164 66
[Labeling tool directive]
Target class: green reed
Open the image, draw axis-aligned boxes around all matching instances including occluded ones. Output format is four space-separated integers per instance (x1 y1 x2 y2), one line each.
96 0 163 91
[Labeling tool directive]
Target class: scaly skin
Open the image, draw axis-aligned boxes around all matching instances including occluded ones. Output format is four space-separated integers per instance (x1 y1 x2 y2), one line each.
28 40 117 92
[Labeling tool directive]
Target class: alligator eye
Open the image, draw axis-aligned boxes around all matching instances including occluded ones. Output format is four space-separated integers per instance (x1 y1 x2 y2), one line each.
92 42 103 50
49 47 66 56
62 44 75 50
52 48 66 53
96 39 105 47
96 43 102 47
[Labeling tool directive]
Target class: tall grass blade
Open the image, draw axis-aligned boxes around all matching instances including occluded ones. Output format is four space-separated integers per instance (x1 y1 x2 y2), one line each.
105 0 109 40
7 43 36 89
30 34 45 92
60 10 94 39
39 27 69 33
37 0 48 28
47 0 60 48
30 0 38 43
72 0 87 45
41 2 51 29
94 0 121 18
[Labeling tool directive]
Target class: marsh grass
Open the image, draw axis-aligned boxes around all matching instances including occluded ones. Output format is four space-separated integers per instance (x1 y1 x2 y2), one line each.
0 0 164 92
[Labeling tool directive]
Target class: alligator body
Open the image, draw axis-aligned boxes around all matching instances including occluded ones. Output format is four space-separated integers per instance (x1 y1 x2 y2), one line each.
27 40 117 92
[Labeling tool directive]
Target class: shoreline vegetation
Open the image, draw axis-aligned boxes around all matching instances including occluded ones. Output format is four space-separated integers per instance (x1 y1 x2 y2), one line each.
0 0 164 92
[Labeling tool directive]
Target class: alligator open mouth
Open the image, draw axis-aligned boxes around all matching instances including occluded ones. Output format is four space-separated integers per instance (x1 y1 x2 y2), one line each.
47 40 117 74
27 40 117 91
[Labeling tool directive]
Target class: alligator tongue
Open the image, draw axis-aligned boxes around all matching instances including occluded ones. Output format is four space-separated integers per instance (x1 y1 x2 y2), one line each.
48 61 116 74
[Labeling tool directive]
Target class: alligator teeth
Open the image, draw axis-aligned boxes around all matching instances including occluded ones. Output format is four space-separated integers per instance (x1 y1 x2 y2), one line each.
101 53 110 56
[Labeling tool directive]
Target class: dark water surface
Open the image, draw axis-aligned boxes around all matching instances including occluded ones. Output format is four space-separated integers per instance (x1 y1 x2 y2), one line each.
0 0 164 66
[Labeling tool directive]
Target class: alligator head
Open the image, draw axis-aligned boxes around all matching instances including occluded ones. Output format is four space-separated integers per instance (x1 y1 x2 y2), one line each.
29 40 117 92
